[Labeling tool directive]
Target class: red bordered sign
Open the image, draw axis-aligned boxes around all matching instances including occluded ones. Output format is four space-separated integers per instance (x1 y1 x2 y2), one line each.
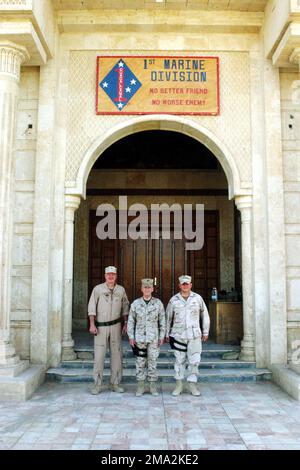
96 56 220 116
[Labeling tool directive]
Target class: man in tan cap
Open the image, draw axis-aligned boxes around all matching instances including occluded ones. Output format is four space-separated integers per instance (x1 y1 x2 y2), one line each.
127 278 166 397
88 266 129 394
166 275 210 397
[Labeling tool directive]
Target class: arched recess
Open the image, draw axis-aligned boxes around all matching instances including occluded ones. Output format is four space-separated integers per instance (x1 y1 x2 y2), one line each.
62 114 255 363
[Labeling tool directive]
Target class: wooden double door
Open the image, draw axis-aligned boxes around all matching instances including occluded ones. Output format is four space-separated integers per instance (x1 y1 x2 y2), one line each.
89 210 219 306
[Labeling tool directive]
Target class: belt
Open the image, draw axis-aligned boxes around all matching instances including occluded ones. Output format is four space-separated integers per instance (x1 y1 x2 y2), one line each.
95 317 122 327
131 344 147 357
169 336 188 352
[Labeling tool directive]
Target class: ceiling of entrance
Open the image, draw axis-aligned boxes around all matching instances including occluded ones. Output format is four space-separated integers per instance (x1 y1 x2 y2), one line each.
92 131 220 170
53 0 268 12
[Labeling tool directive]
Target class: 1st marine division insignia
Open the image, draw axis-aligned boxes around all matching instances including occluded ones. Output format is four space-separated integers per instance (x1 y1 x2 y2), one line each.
100 58 142 111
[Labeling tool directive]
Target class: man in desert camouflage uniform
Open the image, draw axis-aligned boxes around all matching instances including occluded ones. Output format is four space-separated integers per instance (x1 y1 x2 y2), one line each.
127 278 166 397
88 266 129 394
166 275 210 397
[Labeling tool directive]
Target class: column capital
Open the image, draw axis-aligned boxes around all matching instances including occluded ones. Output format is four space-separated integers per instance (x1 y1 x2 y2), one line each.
0 40 30 81
235 195 252 224
235 195 253 212
289 48 300 66
65 194 81 212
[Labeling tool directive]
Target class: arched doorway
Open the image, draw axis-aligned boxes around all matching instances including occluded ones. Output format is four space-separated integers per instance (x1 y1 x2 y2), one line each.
62 116 255 363
75 130 236 310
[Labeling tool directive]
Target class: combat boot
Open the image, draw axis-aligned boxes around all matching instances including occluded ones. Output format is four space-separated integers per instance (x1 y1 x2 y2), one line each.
188 382 201 396
110 384 125 393
172 380 183 396
149 382 159 396
90 383 101 395
135 381 145 397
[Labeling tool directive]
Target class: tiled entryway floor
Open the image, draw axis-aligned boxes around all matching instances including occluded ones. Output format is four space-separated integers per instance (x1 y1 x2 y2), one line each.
1 381 300 450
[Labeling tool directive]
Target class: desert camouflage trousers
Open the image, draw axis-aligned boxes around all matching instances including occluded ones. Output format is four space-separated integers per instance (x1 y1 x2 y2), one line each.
173 337 202 383
136 341 160 382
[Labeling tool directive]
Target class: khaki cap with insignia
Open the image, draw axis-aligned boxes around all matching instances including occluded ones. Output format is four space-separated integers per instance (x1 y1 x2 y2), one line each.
141 278 154 288
105 266 117 274
179 275 192 284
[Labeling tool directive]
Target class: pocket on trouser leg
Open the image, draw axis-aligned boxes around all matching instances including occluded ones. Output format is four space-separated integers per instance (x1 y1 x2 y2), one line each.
174 351 186 380
136 356 147 381
147 359 158 381
189 351 201 365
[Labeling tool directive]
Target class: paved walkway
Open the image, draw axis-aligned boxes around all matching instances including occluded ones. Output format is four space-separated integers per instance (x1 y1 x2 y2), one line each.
1 381 300 450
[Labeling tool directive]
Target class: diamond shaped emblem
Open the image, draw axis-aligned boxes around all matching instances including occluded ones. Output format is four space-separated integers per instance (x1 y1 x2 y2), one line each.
100 59 142 111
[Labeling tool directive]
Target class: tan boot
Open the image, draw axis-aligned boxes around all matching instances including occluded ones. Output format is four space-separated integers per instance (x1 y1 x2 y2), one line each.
188 382 201 396
90 383 101 395
110 384 125 393
149 382 159 396
172 380 183 396
135 381 145 397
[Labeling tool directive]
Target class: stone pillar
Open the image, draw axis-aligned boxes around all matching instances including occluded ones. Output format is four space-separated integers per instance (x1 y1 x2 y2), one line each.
235 195 256 362
62 195 81 361
30 59 57 365
263 63 287 365
0 41 29 366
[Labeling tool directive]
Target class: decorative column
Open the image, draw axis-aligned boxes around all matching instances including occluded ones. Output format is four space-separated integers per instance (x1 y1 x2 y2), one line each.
62 195 81 361
235 195 256 362
0 41 29 367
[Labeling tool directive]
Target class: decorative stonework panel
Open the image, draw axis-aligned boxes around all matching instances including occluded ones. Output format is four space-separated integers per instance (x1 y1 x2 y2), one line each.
66 50 252 185
0 0 30 8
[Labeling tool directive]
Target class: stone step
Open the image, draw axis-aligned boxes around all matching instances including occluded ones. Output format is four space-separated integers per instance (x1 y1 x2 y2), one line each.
75 347 241 361
46 367 272 384
61 359 256 370
0 365 45 401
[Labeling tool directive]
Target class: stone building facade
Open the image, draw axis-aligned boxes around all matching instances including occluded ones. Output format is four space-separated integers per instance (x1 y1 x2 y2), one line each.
0 0 300 400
